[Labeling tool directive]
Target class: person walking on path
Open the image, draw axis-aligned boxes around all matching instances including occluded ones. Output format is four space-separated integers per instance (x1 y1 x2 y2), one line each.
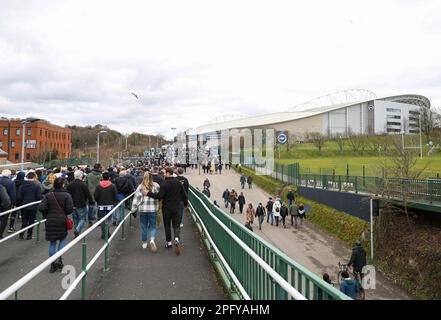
228 188 238 214
348 240 367 281
280 202 288 228
297 203 306 227
289 201 299 228
203 178 210 190
202 186 211 198
176 167 189 228
94 172 118 239
265 197 274 225
17 172 42 240
0 169 16 239
247 176 253 189
38 177 74 273
8 171 25 233
222 189 230 208
147 167 188 255
85 164 102 227
287 189 295 206
246 203 255 225
238 192 246 214
255 203 266 230
273 196 281 227
131 172 160 252
114 170 135 226
67 170 94 237
240 175 246 189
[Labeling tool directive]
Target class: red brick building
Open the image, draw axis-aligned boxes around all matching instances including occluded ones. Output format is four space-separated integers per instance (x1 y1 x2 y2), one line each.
0 117 72 163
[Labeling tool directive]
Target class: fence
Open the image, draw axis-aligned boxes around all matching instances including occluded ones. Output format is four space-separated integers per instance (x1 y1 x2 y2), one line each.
0 193 135 300
189 185 350 300
246 163 441 204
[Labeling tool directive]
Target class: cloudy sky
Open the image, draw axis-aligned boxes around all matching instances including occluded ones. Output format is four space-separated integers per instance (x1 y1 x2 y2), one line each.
1 0 441 139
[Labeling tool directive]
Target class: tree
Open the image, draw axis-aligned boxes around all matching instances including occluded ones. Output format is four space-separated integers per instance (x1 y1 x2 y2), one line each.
421 106 441 139
347 129 362 152
333 134 346 153
307 132 326 151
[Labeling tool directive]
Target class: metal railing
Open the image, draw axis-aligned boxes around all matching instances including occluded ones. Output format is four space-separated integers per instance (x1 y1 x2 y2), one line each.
0 202 46 245
246 164 441 204
0 193 135 300
189 185 349 300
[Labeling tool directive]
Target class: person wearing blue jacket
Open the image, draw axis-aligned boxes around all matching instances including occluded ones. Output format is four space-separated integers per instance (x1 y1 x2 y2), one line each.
18 172 43 240
0 169 16 238
340 271 358 299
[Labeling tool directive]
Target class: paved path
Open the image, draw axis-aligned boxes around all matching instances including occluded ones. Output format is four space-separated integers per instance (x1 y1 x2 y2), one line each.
0 210 226 300
186 168 412 300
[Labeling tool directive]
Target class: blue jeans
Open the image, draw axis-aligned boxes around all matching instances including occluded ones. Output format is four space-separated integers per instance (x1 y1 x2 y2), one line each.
49 236 68 257
223 199 229 208
113 194 125 223
88 202 97 221
266 211 274 224
72 207 88 233
178 201 185 224
140 212 157 242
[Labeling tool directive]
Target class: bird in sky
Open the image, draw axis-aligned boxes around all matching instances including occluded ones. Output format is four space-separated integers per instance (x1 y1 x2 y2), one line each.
131 92 139 99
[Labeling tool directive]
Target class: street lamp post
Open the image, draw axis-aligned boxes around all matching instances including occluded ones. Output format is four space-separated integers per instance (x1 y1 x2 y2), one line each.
97 130 107 164
20 121 29 171
401 130 405 152
419 114 423 159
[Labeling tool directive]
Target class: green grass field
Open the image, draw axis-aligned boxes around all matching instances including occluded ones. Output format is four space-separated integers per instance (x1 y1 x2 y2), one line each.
276 155 441 178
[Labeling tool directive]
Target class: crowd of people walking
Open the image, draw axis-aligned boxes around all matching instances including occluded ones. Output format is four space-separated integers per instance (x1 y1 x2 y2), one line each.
0 159 189 273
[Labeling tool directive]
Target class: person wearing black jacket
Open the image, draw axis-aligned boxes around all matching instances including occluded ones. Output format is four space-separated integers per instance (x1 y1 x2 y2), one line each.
94 172 118 239
38 177 73 273
255 203 266 230
8 171 25 233
0 170 16 239
287 189 295 206
0 184 11 239
18 172 42 240
238 192 246 214
222 189 229 208
280 202 289 228
67 170 93 237
113 170 135 226
176 167 189 228
348 241 367 280
147 167 188 255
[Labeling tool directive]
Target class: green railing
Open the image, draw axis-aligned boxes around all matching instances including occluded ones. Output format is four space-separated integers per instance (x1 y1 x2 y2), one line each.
247 163 441 203
189 185 350 300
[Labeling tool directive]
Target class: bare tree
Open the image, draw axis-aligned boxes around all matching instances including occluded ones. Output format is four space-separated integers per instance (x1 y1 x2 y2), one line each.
333 134 346 153
347 129 362 152
307 132 326 151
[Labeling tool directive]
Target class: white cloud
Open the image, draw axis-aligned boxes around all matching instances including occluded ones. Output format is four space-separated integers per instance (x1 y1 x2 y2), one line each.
0 0 441 139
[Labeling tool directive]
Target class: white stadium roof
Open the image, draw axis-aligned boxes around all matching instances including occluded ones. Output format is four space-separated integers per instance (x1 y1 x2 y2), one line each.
186 91 430 135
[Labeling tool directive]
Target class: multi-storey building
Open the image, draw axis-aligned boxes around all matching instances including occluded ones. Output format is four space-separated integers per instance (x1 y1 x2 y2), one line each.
0 117 72 163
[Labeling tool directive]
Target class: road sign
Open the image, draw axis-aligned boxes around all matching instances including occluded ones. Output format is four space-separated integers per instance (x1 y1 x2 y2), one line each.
276 131 288 144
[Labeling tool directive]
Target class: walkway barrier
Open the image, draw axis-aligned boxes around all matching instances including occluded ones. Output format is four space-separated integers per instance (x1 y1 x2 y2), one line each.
0 202 46 245
246 164 441 204
0 193 135 300
188 186 349 300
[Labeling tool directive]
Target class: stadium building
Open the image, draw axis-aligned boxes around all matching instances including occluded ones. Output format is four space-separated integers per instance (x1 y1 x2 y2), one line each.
185 90 431 142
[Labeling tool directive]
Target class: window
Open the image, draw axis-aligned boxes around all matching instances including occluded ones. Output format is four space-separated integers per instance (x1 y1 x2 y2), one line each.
11 141 15 148
16 129 20 135
40 129 42 136
387 121 401 126
387 115 401 119
15 152 19 160
387 128 401 133
3 129 7 135
27 129 31 136
387 108 401 113
0 142 2 148
26 153 31 160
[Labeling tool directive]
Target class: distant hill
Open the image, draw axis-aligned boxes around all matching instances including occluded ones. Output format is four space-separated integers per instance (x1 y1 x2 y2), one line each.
67 124 169 166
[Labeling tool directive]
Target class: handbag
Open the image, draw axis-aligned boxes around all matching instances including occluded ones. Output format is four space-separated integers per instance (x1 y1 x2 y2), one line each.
52 192 73 230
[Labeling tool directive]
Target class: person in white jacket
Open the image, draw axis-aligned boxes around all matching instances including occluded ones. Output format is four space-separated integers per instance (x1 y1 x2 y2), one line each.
272 195 281 227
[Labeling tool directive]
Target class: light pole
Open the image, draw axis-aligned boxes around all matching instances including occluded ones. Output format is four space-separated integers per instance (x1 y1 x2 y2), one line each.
20 120 29 171
401 130 405 152
97 130 107 164
419 113 423 159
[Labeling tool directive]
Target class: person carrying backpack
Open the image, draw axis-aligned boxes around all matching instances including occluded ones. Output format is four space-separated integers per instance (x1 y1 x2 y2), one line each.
348 240 367 281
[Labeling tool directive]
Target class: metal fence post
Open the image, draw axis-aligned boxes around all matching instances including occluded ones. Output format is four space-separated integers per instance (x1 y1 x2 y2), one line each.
36 210 41 243
338 175 342 191
355 177 358 194
121 217 126 240
104 223 109 272
81 238 87 300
